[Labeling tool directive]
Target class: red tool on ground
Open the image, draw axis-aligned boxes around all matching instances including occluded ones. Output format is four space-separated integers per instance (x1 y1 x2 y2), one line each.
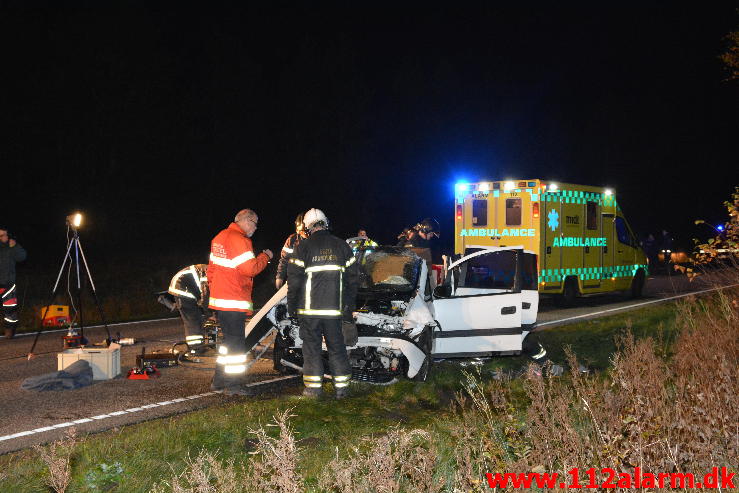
126 346 161 380
126 365 160 380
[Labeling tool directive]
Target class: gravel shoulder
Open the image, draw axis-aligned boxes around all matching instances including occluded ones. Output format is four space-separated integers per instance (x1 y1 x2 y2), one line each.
0 319 290 454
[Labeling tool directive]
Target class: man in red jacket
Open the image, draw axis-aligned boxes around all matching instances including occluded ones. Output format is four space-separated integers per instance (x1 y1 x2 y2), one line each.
208 209 272 394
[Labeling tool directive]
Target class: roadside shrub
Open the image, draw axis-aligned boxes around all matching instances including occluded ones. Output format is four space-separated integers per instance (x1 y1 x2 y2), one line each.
35 428 78 493
451 285 739 488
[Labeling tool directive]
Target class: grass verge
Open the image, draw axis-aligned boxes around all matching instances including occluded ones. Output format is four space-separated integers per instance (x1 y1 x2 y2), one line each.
1 286 736 492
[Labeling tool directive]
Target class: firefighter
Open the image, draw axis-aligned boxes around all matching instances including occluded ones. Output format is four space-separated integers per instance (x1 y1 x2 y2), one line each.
168 264 210 357
208 209 273 394
407 218 440 286
287 208 359 399
275 213 308 290
346 229 378 252
0 227 26 339
396 226 416 247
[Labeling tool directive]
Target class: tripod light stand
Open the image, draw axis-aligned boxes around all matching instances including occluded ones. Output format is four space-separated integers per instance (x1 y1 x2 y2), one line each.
28 213 111 358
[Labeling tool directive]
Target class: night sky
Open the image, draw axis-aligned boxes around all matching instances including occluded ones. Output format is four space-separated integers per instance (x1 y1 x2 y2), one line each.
2 3 737 266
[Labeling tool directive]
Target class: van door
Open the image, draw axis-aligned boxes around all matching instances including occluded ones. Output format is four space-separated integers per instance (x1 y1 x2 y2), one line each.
521 251 539 329
432 249 523 357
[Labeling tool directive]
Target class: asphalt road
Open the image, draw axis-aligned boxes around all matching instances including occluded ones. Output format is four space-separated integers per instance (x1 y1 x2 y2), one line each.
0 269 734 454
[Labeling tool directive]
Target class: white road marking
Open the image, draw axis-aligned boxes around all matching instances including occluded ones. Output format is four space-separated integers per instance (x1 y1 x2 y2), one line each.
4 316 180 338
537 282 739 328
0 376 299 444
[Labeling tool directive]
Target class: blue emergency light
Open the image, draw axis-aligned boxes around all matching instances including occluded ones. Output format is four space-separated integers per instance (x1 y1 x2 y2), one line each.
455 182 469 192
717 225 724 232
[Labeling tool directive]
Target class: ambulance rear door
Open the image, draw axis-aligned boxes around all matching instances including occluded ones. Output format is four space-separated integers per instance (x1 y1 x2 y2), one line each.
542 194 562 291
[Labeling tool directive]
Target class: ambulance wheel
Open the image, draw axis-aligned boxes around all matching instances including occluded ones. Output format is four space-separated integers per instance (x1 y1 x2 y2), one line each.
630 270 645 299
556 277 579 307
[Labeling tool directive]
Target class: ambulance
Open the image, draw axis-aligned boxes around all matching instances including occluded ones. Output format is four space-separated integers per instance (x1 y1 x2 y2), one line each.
454 179 648 304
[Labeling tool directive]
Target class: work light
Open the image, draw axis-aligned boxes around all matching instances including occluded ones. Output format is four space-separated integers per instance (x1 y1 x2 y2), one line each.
66 212 83 230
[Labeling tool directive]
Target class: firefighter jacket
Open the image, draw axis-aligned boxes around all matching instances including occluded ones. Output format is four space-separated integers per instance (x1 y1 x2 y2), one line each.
346 237 378 252
168 264 209 307
207 223 270 313
0 241 26 285
276 233 304 284
287 229 358 319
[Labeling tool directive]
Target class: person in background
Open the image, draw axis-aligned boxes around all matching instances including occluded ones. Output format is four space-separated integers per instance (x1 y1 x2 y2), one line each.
208 209 273 395
659 230 674 274
0 227 26 339
642 233 658 275
346 228 378 252
396 226 416 247
275 213 308 290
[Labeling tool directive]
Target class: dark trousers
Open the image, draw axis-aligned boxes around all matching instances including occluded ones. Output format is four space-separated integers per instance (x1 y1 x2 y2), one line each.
299 317 351 382
217 310 247 356
1 283 19 337
214 310 247 387
177 297 204 339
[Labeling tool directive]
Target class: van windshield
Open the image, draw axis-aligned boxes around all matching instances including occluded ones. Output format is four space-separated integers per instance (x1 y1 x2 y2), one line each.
358 247 422 293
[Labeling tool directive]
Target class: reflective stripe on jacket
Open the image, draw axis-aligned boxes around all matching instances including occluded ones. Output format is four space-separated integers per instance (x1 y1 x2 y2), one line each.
168 264 208 306
276 233 303 283
286 229 358 319
207 223 269 313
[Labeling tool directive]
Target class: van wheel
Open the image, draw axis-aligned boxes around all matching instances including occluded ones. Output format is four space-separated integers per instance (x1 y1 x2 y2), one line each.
630 270 645 299
555 277 579 307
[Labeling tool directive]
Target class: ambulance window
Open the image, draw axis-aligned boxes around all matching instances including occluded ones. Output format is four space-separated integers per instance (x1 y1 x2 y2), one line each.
586 201 598 230
472 200 487 226
615 217 631 246
505 198 521 226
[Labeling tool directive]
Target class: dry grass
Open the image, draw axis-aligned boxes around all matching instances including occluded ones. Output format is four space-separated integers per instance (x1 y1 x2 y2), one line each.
244 408 303 493
451 284 738 490
34 428 78 493
317 427 441 493
162 449 241 493
149 281 737 492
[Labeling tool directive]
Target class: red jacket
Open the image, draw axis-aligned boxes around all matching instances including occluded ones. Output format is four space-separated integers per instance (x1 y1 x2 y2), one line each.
208 223 269 313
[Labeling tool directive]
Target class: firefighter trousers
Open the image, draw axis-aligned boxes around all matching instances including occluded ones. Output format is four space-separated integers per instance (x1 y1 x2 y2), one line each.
299 317 351 389
0 283 19 338
214 310 247 388
177 296 204 346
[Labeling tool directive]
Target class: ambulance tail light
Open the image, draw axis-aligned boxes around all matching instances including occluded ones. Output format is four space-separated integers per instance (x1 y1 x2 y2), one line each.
532 202 540 219
456 204 463 221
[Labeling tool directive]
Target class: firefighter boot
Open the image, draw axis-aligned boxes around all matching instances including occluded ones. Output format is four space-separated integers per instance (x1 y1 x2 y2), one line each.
302 387 323 398
210 365 226 391
222 373 254 396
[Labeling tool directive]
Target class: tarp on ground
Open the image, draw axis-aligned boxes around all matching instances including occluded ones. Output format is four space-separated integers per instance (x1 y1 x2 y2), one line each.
21 359 93 391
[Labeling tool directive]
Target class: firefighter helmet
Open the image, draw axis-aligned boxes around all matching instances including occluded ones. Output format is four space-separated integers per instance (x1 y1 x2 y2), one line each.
304 208 329 230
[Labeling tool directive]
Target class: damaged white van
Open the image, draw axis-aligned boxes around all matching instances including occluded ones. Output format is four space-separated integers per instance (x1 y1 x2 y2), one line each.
257 245 540 384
